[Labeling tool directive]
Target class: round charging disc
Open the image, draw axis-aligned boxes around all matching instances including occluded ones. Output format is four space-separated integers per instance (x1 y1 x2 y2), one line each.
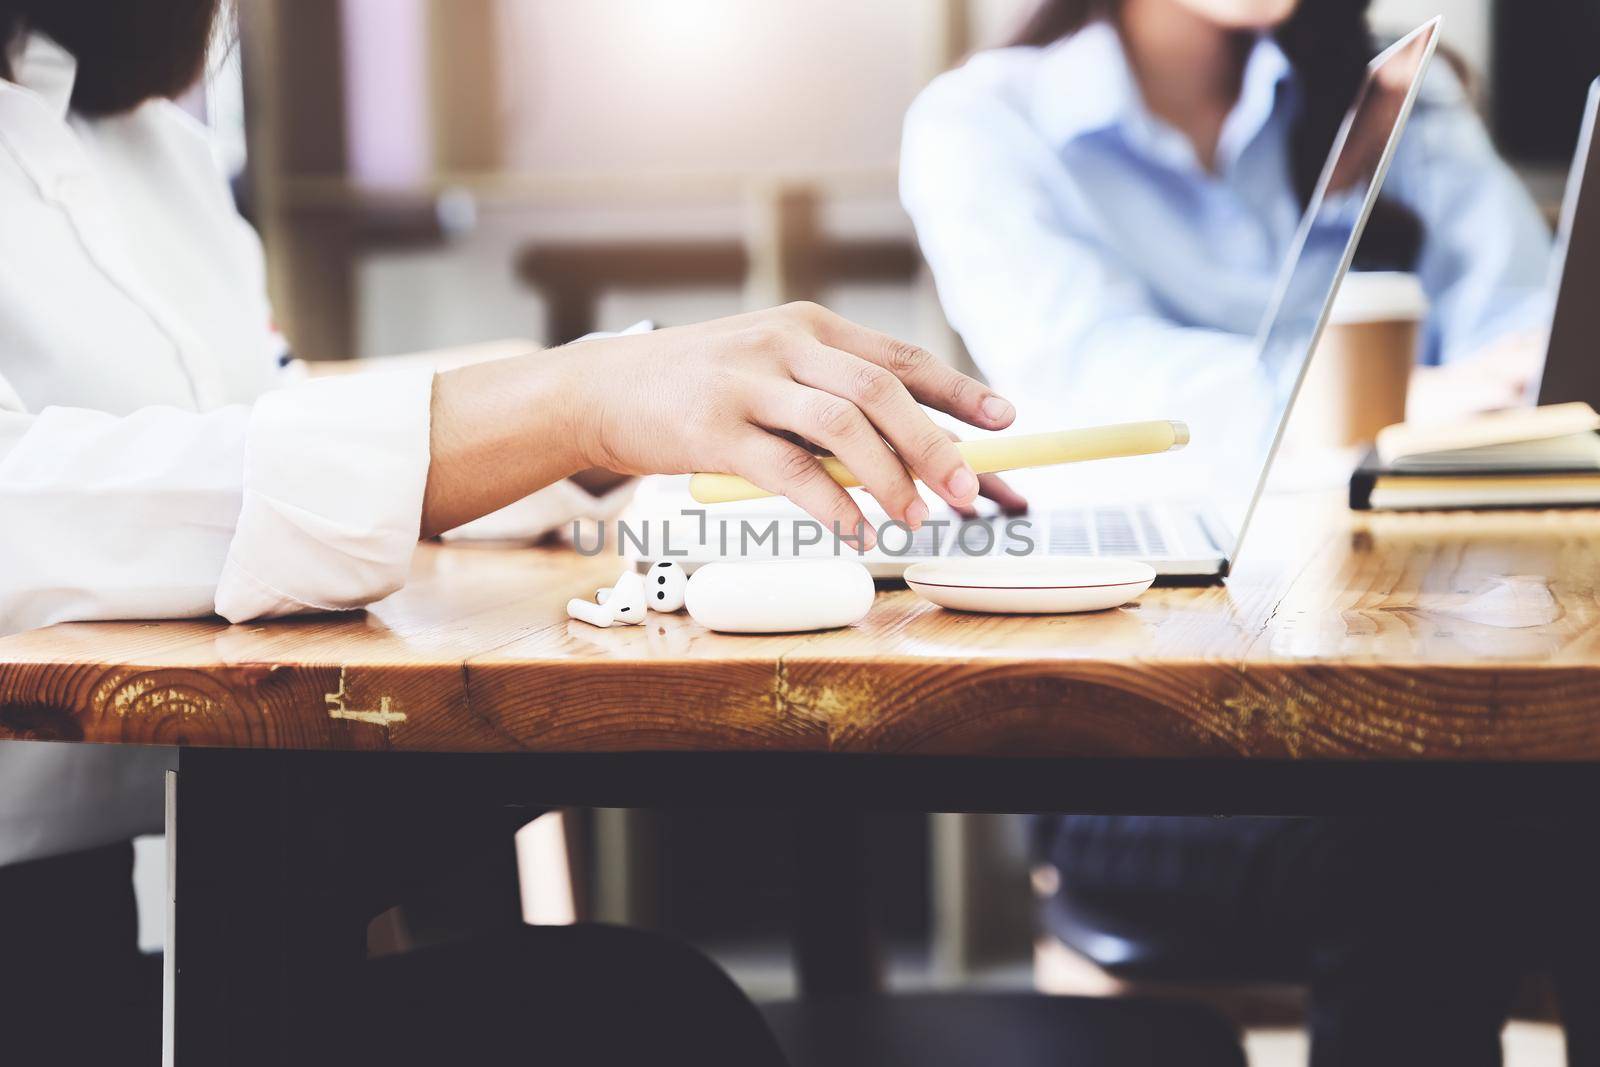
904 557 1156 615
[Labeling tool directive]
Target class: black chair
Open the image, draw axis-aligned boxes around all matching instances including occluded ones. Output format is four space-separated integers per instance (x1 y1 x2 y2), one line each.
1041 886 1306 984
763 993 1247 1067
1032 815 1310 985
354 927 1248 1067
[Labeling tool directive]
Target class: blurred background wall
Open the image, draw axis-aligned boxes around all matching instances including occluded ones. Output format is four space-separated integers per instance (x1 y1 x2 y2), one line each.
234 0 1593 370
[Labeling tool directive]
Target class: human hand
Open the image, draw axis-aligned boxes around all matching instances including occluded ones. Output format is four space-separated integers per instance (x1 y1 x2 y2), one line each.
561 303 1016 543
940 429 1028 519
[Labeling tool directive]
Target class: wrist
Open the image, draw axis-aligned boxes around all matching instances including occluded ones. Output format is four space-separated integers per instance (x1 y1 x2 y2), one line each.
423 343 611 537
541 344 606 473
541 340 625 473
489 345 586 478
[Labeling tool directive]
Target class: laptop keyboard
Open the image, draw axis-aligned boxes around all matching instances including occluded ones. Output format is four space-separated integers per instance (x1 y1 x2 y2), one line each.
661 501 1221 573
1046 506 1169 558
882 505 1173 558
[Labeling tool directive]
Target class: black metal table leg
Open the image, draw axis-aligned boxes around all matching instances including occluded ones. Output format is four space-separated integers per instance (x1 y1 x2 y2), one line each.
168 750 369 1066
791 811 884 996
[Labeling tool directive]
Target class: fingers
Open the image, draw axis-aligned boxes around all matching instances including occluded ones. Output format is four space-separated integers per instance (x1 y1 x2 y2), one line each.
795 304 1016 432
789 344 973 511
751 382 924 525
938 434 1026 518
978 472 1029 515
951 474 1028 520
730 431 876 549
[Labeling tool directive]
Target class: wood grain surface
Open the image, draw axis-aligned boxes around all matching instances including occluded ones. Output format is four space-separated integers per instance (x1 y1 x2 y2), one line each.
4 493 1600 760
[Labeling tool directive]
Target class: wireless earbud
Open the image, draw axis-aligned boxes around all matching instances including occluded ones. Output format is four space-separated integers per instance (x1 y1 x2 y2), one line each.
566 598 618 627
595 562 687 614
646 561 688 612
567 570 647 628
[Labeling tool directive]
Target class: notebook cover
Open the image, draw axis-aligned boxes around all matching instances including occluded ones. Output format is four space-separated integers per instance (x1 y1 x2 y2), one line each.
1350 447 1600 510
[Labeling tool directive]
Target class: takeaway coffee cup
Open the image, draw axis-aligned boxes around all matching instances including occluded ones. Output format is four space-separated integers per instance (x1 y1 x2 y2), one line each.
1288 271 1428 449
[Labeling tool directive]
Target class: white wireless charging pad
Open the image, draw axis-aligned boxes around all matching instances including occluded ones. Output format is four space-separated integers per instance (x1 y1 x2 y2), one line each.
903 557 1156 615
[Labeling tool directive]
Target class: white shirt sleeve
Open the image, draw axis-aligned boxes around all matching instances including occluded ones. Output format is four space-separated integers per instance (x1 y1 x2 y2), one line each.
900 76 1270 435
213 368 434 621
0 367 434 633
0 399 246 632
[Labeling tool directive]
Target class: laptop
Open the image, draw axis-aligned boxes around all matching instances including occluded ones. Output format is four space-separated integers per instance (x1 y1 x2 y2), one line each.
645 19 1441 580
1534 77 1600 409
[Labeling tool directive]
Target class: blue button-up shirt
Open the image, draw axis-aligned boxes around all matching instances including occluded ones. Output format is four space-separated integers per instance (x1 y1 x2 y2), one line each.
900 22 1553 432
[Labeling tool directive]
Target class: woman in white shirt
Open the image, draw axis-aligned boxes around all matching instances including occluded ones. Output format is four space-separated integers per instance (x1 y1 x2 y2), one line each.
0 0 1020 1060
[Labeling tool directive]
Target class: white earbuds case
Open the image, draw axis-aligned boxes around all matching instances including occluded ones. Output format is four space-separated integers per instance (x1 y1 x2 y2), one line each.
685 560 875 634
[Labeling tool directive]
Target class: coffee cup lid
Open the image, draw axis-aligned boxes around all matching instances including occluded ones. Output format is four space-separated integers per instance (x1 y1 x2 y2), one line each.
1327 271 1429 325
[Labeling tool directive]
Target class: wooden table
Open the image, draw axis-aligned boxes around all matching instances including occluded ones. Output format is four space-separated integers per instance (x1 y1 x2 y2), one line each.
5 493 1600 1064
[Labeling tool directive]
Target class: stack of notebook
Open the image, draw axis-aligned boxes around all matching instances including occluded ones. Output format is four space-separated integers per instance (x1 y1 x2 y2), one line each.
1349 402 1600 510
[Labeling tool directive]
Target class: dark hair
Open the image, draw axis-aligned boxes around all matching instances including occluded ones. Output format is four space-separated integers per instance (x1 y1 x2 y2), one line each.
0 0 222 117
1009 0 1422 270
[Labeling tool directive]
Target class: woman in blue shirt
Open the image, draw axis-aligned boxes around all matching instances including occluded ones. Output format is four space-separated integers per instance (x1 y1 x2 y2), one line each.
901 0 1551 432
902 2 1554 1065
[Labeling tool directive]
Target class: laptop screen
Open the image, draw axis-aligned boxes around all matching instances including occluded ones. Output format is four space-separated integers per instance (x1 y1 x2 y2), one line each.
1218 19 1440 565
